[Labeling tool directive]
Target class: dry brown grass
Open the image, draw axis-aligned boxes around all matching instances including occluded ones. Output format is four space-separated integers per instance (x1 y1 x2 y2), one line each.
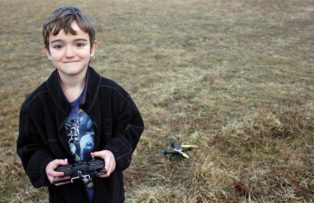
0 0 313 202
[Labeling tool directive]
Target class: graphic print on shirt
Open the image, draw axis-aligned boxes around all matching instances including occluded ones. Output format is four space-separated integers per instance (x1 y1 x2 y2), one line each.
65 108 95 162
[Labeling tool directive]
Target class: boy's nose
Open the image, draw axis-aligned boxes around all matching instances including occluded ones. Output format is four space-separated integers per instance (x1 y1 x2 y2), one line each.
64 46 75 57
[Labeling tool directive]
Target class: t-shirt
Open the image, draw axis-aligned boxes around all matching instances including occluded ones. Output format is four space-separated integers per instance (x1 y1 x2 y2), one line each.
64 87 95 203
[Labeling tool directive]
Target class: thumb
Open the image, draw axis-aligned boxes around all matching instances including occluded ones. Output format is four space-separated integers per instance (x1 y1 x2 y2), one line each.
52 159 68 169
91 151 104 159
59 159 68 166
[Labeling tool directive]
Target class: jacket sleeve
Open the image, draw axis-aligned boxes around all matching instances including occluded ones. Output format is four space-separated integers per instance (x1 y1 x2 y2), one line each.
16 106 54 188
104 92 144 171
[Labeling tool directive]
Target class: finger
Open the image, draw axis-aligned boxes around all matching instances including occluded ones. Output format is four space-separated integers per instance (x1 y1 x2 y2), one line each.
47 167 64 176
48 159 68 177
90 151 103 159
54 159 68 174
48 159 68 170
97 165 109 178
53 176 71 185
104 159 112 175
108 157 116 174
55 181 71 186
50 171 65 177
97 173 108 178
105 161 115 176
54 159 68 168
53 176 71 182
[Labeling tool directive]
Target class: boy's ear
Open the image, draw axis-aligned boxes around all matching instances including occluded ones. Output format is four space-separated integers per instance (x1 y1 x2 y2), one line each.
90 40 97 57
44 46 52 60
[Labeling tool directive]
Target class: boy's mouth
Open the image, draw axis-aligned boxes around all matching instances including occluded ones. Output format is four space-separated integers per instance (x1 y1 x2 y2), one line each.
63 60 80 63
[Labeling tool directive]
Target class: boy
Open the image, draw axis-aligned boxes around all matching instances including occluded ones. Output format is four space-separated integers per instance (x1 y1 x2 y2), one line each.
16 6 144 203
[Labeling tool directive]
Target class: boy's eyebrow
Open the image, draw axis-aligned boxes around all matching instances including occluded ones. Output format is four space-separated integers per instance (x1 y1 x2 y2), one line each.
73 38 88 42
50 39 63 44
50 38 88 44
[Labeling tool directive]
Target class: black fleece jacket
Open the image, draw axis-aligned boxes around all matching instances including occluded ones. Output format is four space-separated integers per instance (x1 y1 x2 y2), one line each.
16 67 144 203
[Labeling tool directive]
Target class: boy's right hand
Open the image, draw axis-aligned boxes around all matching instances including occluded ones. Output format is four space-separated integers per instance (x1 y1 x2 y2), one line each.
46 159 70 186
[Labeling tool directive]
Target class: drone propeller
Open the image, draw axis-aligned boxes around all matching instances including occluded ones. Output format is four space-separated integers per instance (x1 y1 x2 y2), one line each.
159 141 197 159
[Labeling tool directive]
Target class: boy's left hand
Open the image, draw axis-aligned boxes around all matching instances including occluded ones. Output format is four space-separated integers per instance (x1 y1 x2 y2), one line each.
91 150 116 177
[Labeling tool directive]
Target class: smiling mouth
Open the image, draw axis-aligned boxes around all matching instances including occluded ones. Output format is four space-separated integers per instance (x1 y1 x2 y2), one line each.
63 61 79 63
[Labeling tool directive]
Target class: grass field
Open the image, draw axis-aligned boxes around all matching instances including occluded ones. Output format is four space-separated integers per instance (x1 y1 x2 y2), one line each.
0 0 313 202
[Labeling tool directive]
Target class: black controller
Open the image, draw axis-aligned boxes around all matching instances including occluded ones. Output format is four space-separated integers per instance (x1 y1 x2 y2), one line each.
53 159 105 184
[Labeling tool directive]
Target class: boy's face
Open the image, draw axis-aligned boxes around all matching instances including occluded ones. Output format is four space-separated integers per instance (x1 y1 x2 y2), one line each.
45 21 96 78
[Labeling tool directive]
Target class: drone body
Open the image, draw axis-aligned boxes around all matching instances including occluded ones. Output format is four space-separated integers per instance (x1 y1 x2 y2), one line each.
159 141 197 158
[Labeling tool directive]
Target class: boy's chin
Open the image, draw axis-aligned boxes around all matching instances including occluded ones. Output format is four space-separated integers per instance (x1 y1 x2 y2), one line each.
56 66 88 77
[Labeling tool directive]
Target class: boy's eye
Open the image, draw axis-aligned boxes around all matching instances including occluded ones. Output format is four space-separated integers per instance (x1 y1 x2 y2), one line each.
52 44 63 49
76 43 86 48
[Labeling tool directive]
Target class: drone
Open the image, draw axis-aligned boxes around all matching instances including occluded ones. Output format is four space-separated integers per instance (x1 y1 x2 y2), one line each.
159 141 197 159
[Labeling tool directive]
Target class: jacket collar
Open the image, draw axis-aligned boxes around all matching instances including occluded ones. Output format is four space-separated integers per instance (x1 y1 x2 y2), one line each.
46 66 102 129
83 66 102 113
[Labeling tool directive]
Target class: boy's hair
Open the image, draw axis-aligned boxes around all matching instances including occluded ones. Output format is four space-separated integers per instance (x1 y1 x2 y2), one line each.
42 6 96 51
